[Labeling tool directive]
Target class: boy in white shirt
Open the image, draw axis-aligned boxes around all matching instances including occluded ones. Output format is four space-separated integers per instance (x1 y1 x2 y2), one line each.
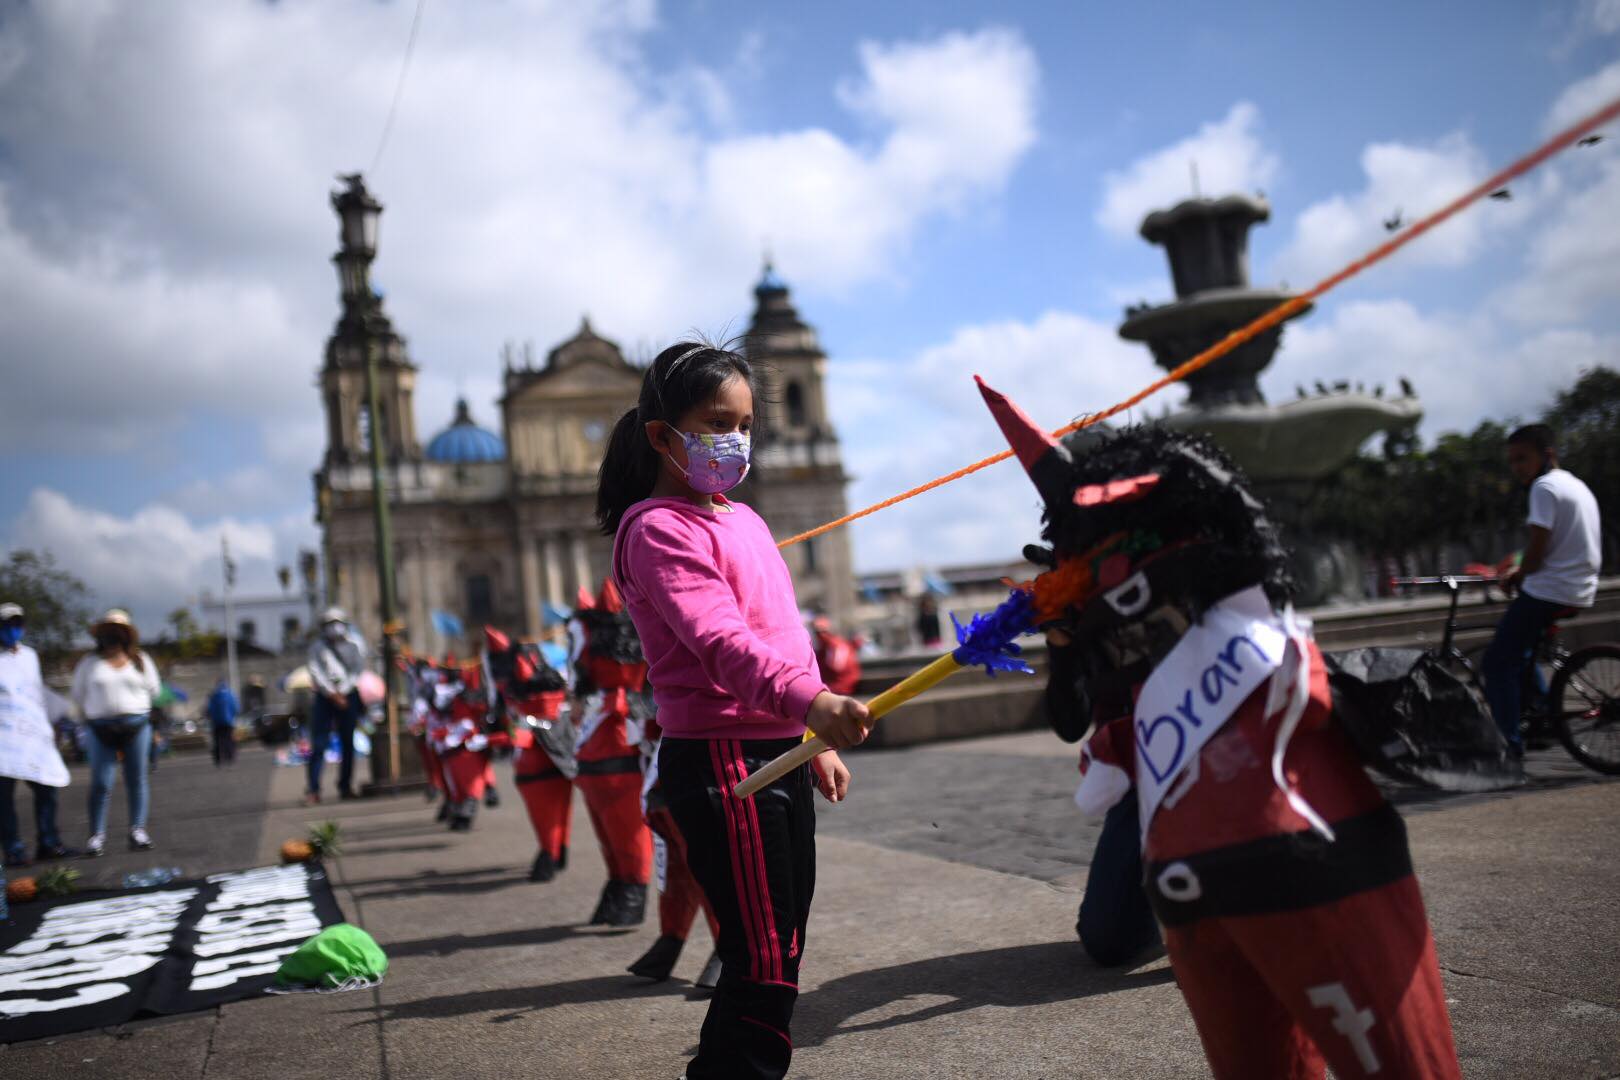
1483 424 1603 754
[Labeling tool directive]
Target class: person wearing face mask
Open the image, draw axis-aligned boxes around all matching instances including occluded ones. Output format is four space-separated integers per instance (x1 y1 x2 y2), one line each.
0 603 74 867
598 341 863 1080
305 607 370 804
70 609 161 856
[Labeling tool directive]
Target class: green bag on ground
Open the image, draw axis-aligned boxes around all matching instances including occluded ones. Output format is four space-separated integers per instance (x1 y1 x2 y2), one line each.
270 924 388 993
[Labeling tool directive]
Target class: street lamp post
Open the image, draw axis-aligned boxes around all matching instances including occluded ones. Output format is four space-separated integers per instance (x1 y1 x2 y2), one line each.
331 173 404 789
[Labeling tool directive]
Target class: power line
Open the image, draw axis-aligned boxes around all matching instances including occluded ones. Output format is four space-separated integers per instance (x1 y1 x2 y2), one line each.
368 0 428 177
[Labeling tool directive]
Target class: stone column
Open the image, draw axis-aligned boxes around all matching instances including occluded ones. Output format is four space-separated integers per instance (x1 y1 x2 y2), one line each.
542 535 563 609
570 532 592 597
406 543 430 655
520 534 543 638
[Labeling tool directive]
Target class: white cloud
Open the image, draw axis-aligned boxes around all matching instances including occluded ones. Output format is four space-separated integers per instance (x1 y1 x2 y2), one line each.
1272 132 1535 285
1505 154 1620 323
1582 0 1620 35
832 310 1159 572
0 4 1039 594
1544 58 1620 134
1264 298 1619 438
1095 103 1278 239
6 489 316 632
705 27 1038 287
0 194 310 456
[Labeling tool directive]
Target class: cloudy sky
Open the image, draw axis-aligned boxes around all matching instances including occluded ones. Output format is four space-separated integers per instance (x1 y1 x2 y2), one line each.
2 0 1618 629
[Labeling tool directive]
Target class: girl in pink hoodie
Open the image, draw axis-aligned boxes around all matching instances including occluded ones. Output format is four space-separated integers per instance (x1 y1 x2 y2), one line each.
601 341 867 1080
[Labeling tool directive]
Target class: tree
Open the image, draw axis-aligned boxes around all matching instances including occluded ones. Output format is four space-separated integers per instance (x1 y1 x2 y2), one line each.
1299 366 1618 579
0 550 93 664
164 606 223 660
1545 366 1620 571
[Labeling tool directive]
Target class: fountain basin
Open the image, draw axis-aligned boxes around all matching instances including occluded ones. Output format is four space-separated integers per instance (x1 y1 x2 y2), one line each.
1160 392 1422 483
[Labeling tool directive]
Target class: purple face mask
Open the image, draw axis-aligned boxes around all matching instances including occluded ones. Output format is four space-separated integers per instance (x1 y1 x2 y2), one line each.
670 430 751 495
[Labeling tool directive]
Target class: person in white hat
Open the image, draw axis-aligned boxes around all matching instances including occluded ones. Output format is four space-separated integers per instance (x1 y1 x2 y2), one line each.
69 609 161 855
0 602 74 866
305 607 369 804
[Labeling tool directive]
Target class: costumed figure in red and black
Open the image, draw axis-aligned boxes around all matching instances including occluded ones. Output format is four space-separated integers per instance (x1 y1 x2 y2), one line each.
976 375 1509 1080
811 615 863 696
404 657 448 813
426 658 509 831
571 579 655 927
626 700 723 987
485 626 577 882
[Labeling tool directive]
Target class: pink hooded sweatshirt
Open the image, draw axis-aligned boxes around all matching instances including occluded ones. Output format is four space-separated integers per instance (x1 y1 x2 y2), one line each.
612 496 825 740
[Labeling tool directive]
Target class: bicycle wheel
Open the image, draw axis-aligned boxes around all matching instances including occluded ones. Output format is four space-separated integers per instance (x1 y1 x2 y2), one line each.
1549 643 1620 775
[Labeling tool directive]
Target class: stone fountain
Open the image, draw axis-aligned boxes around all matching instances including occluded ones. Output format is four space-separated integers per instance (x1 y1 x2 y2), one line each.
1118 194 1422 603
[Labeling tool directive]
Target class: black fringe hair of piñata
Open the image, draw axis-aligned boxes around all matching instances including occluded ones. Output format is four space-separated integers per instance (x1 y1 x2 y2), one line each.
574 609 646 665
1051 425 1294 617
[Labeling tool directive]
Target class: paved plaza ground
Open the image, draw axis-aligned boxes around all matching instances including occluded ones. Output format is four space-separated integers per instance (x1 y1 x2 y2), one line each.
2 731 1617 1079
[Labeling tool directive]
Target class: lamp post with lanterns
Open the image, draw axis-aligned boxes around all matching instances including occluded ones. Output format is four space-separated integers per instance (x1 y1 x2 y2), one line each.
330 173 404 789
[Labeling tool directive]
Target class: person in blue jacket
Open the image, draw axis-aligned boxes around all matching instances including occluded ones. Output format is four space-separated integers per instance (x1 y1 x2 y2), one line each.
206 679 240 767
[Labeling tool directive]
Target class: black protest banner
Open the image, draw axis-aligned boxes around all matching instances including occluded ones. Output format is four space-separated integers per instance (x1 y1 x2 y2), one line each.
1 863 345 1043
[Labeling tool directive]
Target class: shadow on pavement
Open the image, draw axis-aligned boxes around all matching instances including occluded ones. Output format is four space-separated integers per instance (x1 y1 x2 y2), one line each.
347 973 668 1026
346 939 1171 1044
342 840 455 857
343 868 531 901
384 922 591 959
793 940 1175 1049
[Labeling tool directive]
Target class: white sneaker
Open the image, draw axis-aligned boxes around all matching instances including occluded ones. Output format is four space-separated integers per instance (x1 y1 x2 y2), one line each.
86 833 105 857
130 826 153 850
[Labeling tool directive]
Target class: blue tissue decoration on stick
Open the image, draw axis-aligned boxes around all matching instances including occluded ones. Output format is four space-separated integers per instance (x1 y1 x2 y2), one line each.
949 587 1037 676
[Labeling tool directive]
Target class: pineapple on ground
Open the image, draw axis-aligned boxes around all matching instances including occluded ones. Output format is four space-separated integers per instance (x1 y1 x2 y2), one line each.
281 821 343 865
6 866 80 904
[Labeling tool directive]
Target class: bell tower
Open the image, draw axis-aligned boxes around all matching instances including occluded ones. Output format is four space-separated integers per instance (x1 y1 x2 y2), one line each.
320 175 421 466
743 263 855 628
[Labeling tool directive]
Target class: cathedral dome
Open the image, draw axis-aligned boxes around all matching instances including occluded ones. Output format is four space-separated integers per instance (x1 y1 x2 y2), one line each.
426 398 506 463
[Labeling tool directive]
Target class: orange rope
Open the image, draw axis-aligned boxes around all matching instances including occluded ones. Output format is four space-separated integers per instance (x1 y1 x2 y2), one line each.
779 92 1620 550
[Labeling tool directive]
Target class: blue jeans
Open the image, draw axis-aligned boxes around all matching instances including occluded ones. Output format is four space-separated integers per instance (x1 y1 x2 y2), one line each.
1 779 62 860
308 691 361 795
86 714 152 836
1483 592 1568 751
1077 795 1161 966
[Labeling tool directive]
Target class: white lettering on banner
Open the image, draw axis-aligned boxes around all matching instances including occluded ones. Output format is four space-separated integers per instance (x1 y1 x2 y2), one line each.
205 865 313 909
0 867 328 1026
0 981 129 1017
193 921 323 959
187 867 319 990
0 934 175 975
0 954 165 994
195 899 318 937
188 948 302 992
9 894 196 955
1307 982 1382 1074
1128 586 1289 838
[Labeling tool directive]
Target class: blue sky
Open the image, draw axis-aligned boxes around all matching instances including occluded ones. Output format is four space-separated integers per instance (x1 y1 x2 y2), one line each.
1 0 1617 628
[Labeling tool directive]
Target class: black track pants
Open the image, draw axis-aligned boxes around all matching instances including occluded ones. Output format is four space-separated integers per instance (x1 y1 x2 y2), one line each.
660 735 815 1080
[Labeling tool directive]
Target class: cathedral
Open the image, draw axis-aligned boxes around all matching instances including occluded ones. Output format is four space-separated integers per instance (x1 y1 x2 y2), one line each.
314 196 855 655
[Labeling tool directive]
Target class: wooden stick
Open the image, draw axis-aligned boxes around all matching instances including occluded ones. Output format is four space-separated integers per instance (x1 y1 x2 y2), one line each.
733 654 964 799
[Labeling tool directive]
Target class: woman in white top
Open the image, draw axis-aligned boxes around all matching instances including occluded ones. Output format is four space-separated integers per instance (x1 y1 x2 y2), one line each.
69 609 161 855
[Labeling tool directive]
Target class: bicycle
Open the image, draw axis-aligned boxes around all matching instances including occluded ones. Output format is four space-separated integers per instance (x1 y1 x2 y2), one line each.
1393 575 1620 775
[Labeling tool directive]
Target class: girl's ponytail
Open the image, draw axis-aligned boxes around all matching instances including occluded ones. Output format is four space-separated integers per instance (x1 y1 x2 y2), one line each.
597 406 660 536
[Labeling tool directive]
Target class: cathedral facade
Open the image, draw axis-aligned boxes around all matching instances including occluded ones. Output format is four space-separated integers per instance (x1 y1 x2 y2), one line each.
315 266 856 655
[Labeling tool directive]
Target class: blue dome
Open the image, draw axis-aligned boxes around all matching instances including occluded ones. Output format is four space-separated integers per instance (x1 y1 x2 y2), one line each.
426 399 506 463
755 260 788 294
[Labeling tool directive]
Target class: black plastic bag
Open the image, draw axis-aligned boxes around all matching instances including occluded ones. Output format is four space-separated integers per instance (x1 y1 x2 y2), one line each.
1326 646 1522 791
